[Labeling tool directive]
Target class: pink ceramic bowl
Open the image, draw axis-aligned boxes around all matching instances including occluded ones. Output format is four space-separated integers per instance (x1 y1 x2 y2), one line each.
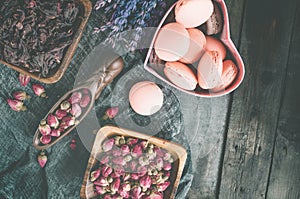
144 0 245 97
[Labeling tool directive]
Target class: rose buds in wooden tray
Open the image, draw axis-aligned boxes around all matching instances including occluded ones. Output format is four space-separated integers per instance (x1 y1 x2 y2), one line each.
81 126 187 199
144 0 245 97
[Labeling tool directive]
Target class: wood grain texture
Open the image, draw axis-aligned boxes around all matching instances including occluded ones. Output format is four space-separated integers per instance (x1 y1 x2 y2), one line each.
219 0 297 198
266 3 300 199
183 0 246 198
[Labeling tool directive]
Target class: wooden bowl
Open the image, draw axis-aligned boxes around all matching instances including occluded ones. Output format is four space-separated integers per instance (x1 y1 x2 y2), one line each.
80 125 187 199
0 0 92 84
144 0 245 97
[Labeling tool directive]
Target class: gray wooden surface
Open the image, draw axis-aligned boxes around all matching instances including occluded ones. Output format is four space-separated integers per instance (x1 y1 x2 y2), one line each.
183 0 300 198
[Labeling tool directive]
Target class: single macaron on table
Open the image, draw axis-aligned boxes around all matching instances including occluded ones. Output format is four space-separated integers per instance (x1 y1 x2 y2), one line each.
144 0 245 97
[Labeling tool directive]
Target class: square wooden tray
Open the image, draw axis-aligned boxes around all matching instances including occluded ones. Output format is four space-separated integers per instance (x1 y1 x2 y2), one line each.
0 0 92 84
80 125 187 199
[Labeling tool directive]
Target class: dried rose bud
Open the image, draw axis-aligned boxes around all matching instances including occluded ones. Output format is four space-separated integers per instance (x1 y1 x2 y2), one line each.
163 152 172 161
168 157 174 163
80 95 91 108
132 144 143 158
153 147 164 157
60 100 71 111
102 138 115 152
101 166 113 177
55 109 67 120
137 166 147 177
13 91 31 101
47 114 59 128
7 99 27 112
102 107 119 120
131 173 140 180
100 155 110 165
32 84 47 98
123 173 131 181
128 161 138 171
147 152 156 161
103 194 113 199
95 186 107 195
50 129 61 137
120 182 131 192
124 155 132 162
39 119 51 136
119 190 130 199
121 145 130 155
131 186 145 199
163 161 172 171
112 157 126 166
113 165 125 177
70 104 82 118
90 169 101 182
157 181 170 192
82 88 90 95
144 192 163 199
107 176 113 183
40 135 51 145
140 141 149 150
110 178 120 194
68 92 82 104
140 175 152 189
61 116 75 128
139 156 149 166
70 142 76 150
94 177 109 187
112 148 122 156
156 158 164 170
127 138 139 146
19 73 30 87
37 151 47 168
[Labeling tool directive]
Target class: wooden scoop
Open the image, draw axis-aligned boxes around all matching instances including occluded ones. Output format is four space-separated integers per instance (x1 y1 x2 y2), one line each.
33 52 124 150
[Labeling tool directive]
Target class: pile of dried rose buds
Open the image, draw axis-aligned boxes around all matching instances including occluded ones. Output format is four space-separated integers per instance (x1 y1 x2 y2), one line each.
90 135 174 199
38 89 91 145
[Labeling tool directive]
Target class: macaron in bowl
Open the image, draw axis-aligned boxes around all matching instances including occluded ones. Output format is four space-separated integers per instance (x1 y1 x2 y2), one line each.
144 0 245 97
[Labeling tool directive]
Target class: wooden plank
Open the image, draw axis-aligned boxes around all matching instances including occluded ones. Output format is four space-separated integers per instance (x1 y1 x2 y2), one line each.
184 0 246 198
219 0 297 198
266 3 300 199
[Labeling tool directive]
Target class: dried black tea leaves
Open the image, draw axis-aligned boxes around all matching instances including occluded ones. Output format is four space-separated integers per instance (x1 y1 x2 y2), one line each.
0 0 81 77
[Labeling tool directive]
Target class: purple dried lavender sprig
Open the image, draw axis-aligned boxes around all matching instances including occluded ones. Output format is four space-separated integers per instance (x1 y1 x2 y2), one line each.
94 0 174 50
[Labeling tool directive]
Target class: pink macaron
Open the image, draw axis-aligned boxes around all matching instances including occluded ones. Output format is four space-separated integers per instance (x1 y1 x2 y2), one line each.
211 60 238 92
164 61 198 91
175 0 214 28
205 36 227 60
197 50 223 89
129 81 164 116
180 28 206 64
154 22 190 62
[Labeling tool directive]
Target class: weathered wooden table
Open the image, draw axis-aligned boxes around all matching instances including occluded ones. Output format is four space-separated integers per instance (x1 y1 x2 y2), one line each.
184 0 300 198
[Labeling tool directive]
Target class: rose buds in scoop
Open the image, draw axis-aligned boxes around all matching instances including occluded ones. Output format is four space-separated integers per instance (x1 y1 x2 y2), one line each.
129 81 164 116
212 60 238 92
175 0 214 28
164 61 197 90
37 88 92 146
154 22 190 62
197 51 223 89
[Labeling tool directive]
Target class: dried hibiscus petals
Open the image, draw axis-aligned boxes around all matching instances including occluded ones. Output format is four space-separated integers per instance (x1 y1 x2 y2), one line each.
89 135 173 198
37 88 91 146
